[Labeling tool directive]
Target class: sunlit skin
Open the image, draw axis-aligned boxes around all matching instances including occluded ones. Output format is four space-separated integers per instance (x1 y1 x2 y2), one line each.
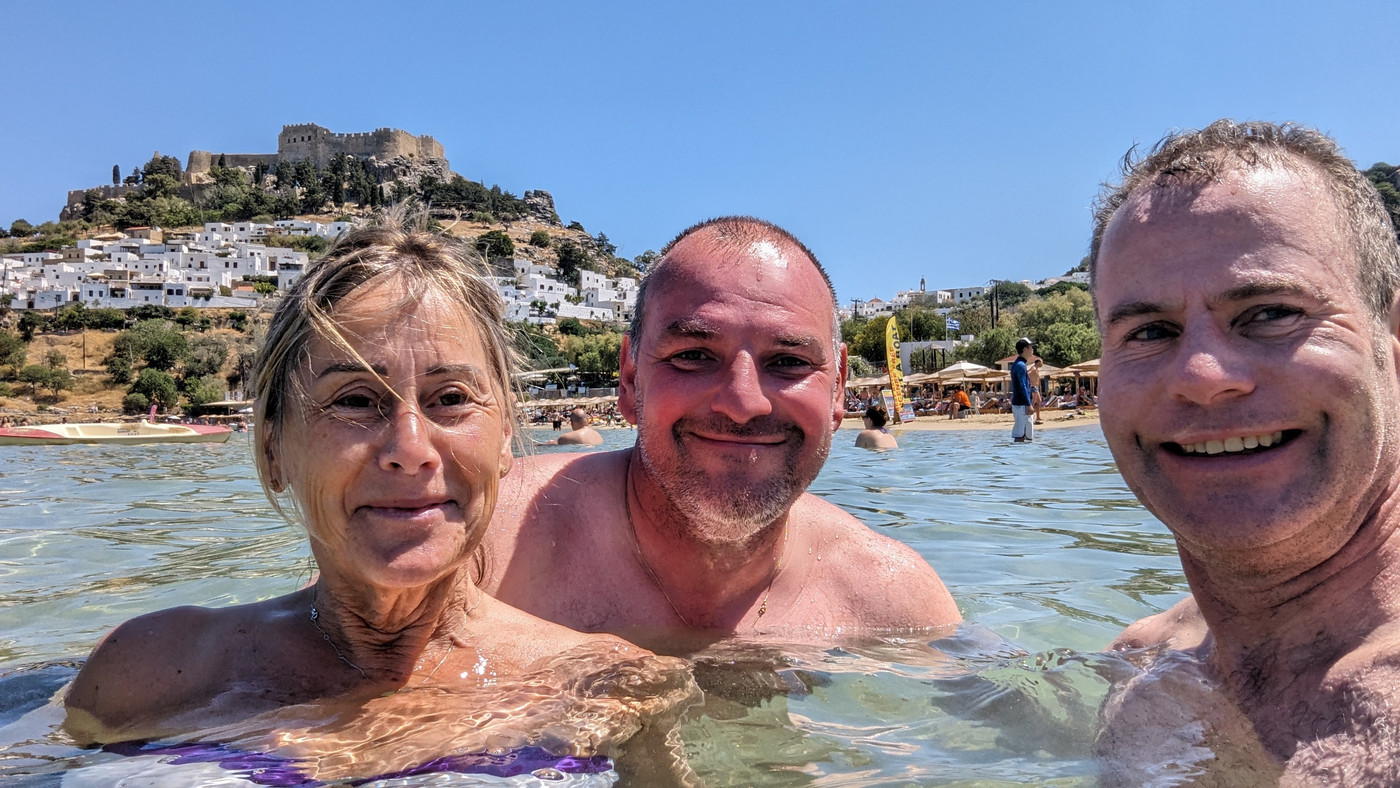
273 287 513 608
620 236 847 545
481 224 960 646
1094 161 1400 778
1096 165 1400 584
63 280 669 756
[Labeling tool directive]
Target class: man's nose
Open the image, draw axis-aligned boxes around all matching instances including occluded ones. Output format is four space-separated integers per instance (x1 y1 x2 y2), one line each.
1166 327 1256 406
711 353 773 423
378 406 440 473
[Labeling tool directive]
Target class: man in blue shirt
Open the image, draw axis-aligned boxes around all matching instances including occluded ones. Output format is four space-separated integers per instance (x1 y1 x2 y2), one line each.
1010 337 1034 443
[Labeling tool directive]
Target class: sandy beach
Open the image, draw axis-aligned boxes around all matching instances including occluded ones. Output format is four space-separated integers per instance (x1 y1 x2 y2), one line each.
838 408 1100 432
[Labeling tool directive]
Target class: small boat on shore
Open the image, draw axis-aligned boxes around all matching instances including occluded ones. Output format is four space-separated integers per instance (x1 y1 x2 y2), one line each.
0 420 232 446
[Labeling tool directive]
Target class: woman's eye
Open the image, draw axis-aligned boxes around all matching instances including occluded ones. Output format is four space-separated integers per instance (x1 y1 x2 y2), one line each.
333 393 377 409
436 391 467 407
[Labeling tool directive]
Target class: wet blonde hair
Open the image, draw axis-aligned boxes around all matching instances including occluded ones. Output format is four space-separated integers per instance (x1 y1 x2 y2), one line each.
252 217 520 513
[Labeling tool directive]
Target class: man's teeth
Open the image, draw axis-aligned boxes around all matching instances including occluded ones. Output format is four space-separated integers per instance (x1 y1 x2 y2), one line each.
1180 431 1285 455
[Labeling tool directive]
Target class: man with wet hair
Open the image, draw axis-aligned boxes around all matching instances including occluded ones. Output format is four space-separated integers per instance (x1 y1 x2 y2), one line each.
1091 120 1400 781
482 216 959 647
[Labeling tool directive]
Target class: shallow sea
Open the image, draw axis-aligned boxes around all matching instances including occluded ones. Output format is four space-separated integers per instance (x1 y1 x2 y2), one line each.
0 422 1187 786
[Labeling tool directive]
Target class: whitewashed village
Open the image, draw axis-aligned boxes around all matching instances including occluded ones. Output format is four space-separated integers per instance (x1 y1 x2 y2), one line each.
0 217 1088 327
0 218 641 325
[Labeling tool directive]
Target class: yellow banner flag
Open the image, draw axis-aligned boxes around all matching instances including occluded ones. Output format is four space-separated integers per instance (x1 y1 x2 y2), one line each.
884 318 910 423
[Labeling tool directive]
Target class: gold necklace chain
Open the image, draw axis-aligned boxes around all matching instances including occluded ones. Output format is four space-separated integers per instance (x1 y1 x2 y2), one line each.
623 469 788 630
309 585 483 681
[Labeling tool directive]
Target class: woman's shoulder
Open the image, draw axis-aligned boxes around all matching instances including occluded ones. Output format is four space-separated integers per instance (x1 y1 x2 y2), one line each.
65 600 288 743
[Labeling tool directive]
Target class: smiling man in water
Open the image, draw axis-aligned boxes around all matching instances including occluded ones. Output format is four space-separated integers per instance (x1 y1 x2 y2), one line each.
1091 120 1400 781
481 216 959 648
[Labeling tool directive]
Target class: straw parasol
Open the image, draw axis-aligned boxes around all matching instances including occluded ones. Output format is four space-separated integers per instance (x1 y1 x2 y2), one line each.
845 374 892 390
932 360 991 381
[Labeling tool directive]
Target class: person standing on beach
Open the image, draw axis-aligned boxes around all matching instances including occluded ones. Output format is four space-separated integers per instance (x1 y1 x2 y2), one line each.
1009 338 1034 443
480 216 960 649
1091 120 1400 781
1029 358 1044 425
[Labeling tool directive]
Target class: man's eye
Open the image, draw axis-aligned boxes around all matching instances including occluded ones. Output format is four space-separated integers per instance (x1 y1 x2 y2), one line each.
1240 305 1304 326
1123 322 1178 342
771 356 813 369
668 350 711 366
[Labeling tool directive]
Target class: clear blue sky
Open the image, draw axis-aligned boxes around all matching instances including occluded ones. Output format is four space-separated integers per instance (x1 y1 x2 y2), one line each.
4 1 1398 306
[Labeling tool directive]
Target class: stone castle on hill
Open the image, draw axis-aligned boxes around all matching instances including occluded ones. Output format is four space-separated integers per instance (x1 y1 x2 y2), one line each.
184 123 448 176
65 123 449 216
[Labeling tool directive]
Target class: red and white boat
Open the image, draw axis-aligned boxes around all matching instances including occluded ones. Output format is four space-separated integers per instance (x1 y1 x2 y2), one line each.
0 420 232 446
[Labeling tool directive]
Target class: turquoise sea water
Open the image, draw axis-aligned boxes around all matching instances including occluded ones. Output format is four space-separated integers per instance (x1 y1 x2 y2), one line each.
0 422 1186 785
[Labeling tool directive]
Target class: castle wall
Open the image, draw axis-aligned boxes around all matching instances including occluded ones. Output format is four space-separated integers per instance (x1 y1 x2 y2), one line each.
277 123 446 169
66 184 136 207
186 151 279 178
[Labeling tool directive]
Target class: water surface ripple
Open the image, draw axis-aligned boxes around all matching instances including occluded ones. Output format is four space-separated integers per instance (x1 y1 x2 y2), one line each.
0 423 1187 784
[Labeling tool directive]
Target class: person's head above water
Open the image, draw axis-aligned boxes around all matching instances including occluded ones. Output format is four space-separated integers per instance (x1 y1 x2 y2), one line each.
619 215 848 541
479 215 960 641
864 405 889 428
1091 119 1400 780
568 408 589 429
253 219 520 510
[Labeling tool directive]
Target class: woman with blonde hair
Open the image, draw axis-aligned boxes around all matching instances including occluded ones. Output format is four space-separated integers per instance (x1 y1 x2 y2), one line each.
65 220 693 782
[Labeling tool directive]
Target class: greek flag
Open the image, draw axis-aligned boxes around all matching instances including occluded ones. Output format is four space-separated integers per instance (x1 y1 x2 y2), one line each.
945 317 960 333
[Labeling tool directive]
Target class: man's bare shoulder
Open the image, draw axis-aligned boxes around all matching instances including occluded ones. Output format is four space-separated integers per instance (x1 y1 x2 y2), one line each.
1110 595 1209 653
483 449 630 599
497 449 627 511
789 493 960 627
479 595 647 667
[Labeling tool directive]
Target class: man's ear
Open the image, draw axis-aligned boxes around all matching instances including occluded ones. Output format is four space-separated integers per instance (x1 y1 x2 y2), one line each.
832 343 849 433
618 334 638 425
1388 290 1400 378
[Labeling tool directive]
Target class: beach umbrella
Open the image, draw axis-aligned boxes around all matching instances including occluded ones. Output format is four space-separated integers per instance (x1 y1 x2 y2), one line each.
845 375 891 389
932 360 991 381
1066 358 1100 373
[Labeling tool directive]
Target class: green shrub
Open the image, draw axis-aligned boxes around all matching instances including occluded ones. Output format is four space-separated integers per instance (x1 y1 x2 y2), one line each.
529 230 552 248
122 392 150 414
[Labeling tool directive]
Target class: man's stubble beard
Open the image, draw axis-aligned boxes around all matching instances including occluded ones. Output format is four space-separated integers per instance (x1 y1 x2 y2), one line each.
632 392 833 548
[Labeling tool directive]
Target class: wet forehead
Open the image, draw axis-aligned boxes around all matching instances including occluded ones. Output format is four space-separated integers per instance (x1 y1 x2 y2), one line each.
1097 166 1355 313
645 236 836 341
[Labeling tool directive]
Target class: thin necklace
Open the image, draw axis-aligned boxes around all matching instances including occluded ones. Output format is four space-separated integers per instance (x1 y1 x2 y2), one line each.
623 470 788 629
308 585 483 681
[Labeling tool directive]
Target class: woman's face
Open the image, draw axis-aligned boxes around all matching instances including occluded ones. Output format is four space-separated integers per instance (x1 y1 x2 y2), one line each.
273 282 512 590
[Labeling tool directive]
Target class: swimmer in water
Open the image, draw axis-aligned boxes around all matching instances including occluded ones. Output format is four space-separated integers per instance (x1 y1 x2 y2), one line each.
480 216 959 649
539 407 604 446
1093 120 1400 782
64 220 694 781
855 405 897 449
